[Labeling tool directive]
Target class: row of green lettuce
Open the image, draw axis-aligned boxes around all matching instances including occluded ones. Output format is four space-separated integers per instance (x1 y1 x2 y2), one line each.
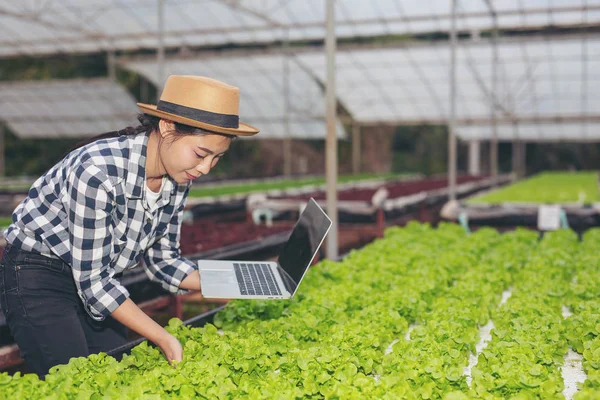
0 173 405 195
188 172 403 198
468 172 599 204
564 229 600 399
0 223 598 399
470 229 575 399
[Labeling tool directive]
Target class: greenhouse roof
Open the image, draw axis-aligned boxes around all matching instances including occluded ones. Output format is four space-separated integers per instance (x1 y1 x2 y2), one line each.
1 0 598 142
0 0 598 57
0 78 138 138
122 32 599 142
298 34 599 127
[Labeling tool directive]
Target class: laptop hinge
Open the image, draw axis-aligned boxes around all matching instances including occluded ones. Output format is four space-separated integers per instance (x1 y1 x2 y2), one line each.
277 264 296 295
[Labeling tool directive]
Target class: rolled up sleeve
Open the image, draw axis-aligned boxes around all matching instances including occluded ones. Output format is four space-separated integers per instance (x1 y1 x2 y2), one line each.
65 162 129 321
143 195 196 294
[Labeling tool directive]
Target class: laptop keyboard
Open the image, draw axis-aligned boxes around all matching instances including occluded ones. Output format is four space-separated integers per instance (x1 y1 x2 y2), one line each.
233 263 282 296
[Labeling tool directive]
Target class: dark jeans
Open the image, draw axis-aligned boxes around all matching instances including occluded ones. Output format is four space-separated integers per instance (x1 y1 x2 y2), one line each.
0 244 128 378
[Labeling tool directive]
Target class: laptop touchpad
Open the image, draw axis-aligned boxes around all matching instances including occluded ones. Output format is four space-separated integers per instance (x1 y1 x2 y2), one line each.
201 269 236 284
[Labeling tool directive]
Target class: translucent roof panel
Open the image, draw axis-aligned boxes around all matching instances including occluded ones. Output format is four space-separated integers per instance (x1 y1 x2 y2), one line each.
456 123 600 142
1 0 599 57
299 46 451 123
295 35 600 140
0 78 139 139
122 55 346 139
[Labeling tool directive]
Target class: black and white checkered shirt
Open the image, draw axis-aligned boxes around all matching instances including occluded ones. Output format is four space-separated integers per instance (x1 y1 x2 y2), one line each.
4 133 196 321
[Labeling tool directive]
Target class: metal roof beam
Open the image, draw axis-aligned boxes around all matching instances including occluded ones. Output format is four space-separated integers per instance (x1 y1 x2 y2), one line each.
0 5 100 37
482 0 496 17
3 114 135 124
336 114 600 127
2 5 600 52
457 137 600 143
229 114 600 126
116 27 600 64
221 0 283 27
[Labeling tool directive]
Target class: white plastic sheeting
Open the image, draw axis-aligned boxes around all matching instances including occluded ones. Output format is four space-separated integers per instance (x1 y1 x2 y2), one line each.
0 78 138 138
295 36 600 141
456 123 600 142
123 55 346 139
3 32 597 142
1 0 598 57
122 32 599 142
1 0 598 142
298 37 599 123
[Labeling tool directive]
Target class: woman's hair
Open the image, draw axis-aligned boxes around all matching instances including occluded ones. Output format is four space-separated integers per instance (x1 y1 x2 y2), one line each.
68 113 235 154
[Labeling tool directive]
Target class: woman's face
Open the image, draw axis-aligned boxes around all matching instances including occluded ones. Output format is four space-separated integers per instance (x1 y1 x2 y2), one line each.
158 120 232 184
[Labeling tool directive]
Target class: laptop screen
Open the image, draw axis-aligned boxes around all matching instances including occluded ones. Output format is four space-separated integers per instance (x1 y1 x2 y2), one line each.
277 198 332 294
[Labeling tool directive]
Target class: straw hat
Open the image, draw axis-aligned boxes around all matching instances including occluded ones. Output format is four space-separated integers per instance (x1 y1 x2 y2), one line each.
137 75 259 136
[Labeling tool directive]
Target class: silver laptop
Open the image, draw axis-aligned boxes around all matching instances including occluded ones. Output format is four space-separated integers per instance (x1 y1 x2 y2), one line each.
197 198 332 299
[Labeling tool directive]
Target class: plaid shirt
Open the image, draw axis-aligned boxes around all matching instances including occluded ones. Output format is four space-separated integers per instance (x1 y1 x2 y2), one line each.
4 133 197 321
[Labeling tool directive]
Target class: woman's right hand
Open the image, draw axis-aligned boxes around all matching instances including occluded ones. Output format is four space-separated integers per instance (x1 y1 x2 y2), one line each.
156 331 183 366
110 299 183 366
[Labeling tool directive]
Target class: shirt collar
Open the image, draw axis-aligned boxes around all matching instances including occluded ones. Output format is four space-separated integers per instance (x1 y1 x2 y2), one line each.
124 133 148 199
159 176 175 207
124 133 179 200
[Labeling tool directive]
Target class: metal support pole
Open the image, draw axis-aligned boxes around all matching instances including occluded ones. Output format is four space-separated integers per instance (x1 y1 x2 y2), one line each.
282 138 292 176
107 50 117 130
325 0 338 259
519 142 526 177
448 0 457 201
0 123 5 177
352 122 361 175
490 9 499 185
468 140 480 175
157 0 165 98
511 140 519 176
511 121 524 178
283 28 292 177
511 121 517 177
582 0 588 139
107 50 116 81
141 78 148 103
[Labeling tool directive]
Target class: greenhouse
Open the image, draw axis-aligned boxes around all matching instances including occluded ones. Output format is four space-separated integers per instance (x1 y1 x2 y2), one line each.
0 1 599 399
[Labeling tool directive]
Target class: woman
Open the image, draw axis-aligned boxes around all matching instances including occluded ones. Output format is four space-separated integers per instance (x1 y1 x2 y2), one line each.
0 75 259 377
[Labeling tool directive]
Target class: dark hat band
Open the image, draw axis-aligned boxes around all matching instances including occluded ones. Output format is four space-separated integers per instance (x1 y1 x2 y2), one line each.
157 100 239 129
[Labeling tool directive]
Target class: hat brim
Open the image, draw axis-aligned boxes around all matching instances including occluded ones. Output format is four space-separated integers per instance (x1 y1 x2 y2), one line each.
137 103 259 136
